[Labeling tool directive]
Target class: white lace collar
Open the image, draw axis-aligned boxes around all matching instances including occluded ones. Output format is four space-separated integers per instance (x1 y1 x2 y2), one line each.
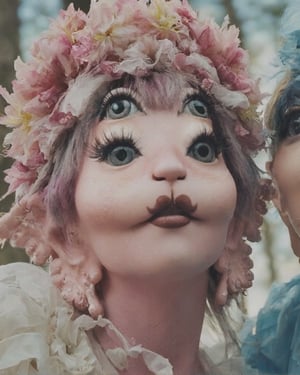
0 263 257 375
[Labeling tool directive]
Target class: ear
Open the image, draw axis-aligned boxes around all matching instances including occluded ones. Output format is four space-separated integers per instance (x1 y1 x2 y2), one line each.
0 193 54 264
266 161 300 257
265 160 272 176
47 222 104 318
272 188 300 258
0 192 104 318
266 160 285 213
213 218 254 308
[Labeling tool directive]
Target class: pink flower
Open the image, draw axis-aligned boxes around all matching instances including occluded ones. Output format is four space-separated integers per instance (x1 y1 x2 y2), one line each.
174 52 218 82
49 111 75 127
0 0 263 197
4 161 38 196
118 37 176 75
46 3 87 44
71 35 95 65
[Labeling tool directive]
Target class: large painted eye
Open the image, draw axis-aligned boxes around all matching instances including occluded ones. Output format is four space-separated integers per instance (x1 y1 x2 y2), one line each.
187 133 220 163
184 97 209 118
106 145 139 166
106 97 138 119
90 135 141 166
286 111 300 137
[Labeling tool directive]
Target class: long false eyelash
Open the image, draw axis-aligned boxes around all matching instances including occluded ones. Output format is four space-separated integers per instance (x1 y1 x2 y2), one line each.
281 109 300 138
181 89 213 115
187 130 222 156
89 132 141 162
98 87 144 119
183 91 208 105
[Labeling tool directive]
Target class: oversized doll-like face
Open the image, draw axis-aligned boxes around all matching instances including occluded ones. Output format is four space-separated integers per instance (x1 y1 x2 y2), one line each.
74 78 237 281
271 141 300 238
268 80 300 255
270 134 300 247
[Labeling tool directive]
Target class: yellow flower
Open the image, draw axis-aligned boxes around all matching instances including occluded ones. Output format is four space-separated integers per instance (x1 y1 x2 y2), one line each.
150 0 181 32
94 27 114 42
5 110 32 131
21 112 32 133
239 105 260 123
63 27 76 44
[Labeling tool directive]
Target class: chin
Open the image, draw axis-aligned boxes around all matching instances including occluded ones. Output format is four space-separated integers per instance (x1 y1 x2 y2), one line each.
135 250 217 281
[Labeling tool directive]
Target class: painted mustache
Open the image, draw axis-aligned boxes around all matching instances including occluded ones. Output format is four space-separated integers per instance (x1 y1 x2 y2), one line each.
147 194 197 219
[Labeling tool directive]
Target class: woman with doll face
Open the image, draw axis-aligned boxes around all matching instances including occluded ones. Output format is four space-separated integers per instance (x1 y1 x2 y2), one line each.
241 4 300 375
68 78 238 375
0 1 264 374
267 79 300 252
74 79 237 281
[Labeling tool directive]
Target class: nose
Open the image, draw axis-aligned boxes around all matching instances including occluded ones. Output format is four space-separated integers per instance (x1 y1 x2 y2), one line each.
152 152 187 182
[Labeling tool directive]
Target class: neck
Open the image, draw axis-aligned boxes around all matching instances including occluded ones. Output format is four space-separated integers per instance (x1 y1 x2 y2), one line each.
95 272 209 375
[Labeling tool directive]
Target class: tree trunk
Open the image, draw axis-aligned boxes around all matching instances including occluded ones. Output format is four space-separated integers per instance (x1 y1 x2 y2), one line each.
0 0 20 110
63 0 90 13
220 0 245 46
0 0 28 264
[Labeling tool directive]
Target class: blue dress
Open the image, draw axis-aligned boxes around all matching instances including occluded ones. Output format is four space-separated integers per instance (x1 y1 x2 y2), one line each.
241 275 300 375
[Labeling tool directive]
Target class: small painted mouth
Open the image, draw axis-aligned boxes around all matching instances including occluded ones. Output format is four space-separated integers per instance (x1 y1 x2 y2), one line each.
150 215 190 228
147 194 197 228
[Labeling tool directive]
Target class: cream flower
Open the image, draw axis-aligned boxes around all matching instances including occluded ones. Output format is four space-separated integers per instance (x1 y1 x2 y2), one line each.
0 263 97 375
0 263 175 375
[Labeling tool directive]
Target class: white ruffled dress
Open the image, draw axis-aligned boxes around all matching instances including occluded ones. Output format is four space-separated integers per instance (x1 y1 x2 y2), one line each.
0 263 257 375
